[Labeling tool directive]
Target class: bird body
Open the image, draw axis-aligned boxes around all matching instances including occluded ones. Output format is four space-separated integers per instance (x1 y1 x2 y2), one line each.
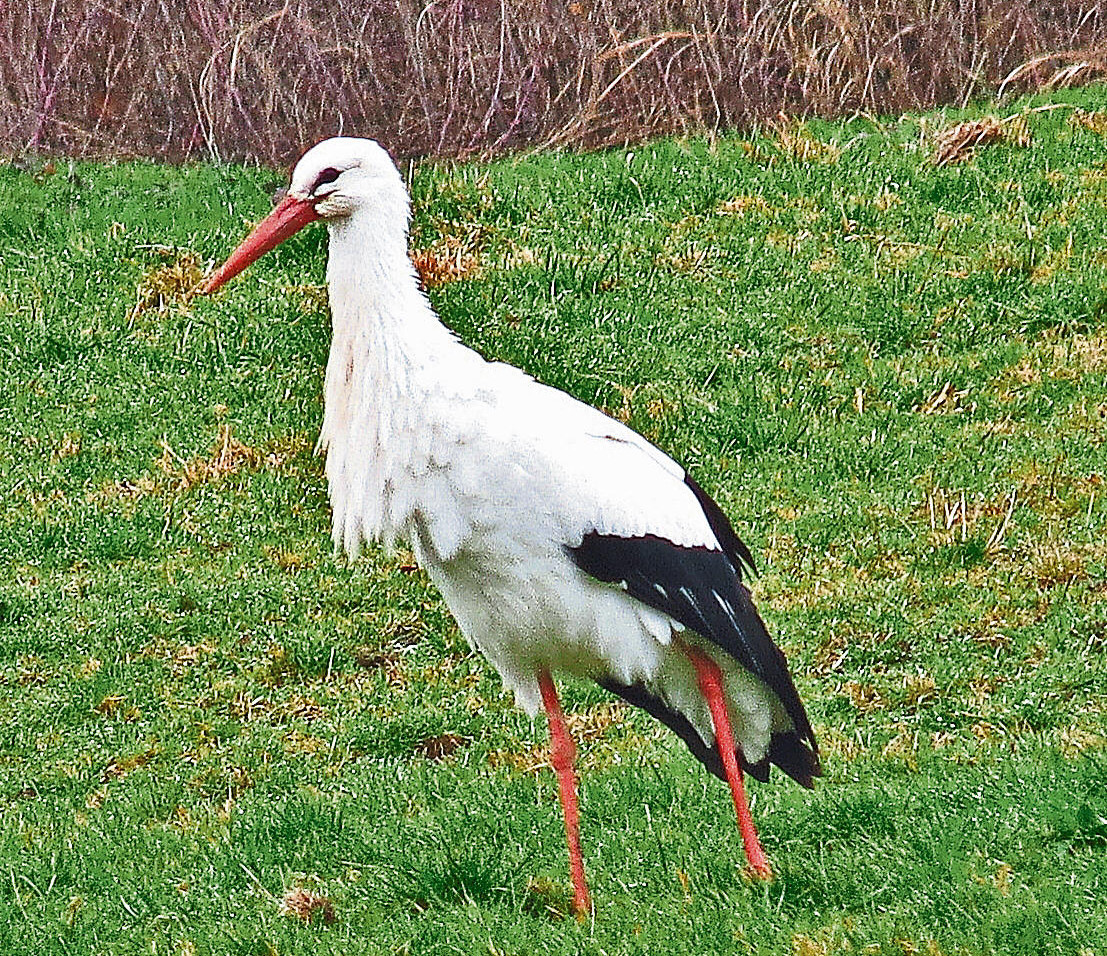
320 225 790 768
203 137 820 913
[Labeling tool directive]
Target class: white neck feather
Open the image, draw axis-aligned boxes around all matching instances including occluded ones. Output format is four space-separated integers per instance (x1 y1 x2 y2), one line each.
317 207 484 558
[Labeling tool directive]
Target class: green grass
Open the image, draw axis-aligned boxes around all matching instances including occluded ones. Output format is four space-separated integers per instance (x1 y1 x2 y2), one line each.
2 88 1106 955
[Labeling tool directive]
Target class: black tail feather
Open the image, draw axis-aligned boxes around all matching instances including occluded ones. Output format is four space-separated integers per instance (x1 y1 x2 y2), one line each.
597 677 822 788
745 730 821 789
597 676 726 781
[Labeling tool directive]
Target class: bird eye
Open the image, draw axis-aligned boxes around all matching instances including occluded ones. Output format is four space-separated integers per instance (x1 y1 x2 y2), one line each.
311 167 342 195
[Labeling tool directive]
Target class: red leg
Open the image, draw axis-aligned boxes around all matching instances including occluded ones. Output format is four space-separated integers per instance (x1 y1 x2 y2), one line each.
537 668 592 918
682 644 773 880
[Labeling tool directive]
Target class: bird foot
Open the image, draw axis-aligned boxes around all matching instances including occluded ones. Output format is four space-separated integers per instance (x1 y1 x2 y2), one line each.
745 860 774 882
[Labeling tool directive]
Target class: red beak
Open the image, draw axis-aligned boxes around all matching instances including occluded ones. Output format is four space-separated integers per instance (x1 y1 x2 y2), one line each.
202 195 321 293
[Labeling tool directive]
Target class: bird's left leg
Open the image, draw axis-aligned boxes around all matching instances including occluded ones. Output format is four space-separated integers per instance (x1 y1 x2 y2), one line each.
681 643 773 880
537 668 592 918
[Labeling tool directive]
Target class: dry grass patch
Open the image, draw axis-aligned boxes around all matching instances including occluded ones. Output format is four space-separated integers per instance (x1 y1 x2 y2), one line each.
968 601 1049 648
92 693 127 717
1018 540 1091 590
280 886 335 925
762 561 859 612
1059 723 1107 757
842 680 888 714
280 695 328 722
790 922 855 956
1051 331 1107 376
716 195 772 216
411 732 469 761
188 762 253 802
902 673 938 709
486 746 545 775
84 785 108 810
773 118 841 164
882 727 920 768
102 745 158 781
226 690 272 722
874 188 904 211
157 425 308 491
810 632 852 677
488 702 649 775
995 463 1104 524
263 545 308 572
157 425 263 489
815 726 863 762
1005 354 1042 386
288 283 328 314
916 486 1018 551
282 729 328 755
51 432 82 461
352 646 408 689
140 637 215 675
1030 239 1074 284
1069 107 1107 134
15 656 49 687
90 476 158 507
809 248 840 273
915 381 971 415
932 114 1031 166
77 657 102 678
129 250 205 323
565 701 630 743
412 180 493 287
522 876 573 919
656 226 727 274
412 238 482 288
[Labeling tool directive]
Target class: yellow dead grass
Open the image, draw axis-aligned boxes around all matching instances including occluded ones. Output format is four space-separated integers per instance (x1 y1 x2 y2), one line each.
1052 331 1107 376
914 381 970 415
1070 108 1107 134
140 637 216 675
157 425 309 491
774 117 842 164
129 251 205 323
281 886 335 924
412 237 482 288
932 113 1031 166
716 195 772 216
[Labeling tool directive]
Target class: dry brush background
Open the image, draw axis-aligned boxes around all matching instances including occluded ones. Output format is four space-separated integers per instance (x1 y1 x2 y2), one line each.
2 0 1106 166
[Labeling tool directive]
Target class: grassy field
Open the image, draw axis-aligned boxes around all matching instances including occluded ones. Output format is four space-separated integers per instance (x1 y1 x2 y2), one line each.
1 87 1106 955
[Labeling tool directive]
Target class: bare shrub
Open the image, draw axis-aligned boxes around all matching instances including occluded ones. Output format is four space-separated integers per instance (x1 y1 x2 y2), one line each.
0 0 1104 165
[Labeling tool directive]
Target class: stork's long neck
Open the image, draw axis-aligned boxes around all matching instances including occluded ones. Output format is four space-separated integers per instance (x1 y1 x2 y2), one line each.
317 207 482 557
325 211 452 350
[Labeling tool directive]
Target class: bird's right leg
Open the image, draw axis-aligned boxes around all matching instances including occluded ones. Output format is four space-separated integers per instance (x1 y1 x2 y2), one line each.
537 668 592 918
681 643 773 880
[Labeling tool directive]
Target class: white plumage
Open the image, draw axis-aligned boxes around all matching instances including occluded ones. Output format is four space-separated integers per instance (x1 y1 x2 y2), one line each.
204 137 820 915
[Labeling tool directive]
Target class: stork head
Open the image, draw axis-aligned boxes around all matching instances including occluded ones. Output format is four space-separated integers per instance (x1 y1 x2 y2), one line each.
203 137 408 294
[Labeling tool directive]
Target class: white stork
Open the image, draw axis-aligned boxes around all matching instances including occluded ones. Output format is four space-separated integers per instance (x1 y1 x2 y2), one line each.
203 137 820 916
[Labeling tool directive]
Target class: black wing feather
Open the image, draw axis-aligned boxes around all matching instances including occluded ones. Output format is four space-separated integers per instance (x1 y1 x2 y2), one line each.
565 474 820 786
597 674 819 788
683 473 758 577
594 675 727 780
